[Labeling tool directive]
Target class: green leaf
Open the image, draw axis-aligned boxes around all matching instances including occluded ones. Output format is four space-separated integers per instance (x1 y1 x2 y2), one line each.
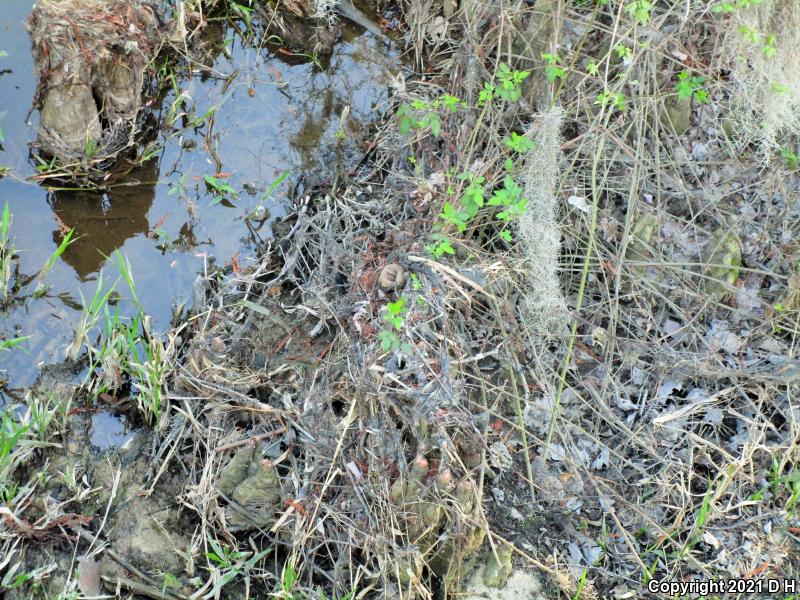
387 297 407 315
503 132 534 153
397 104 413 135
282 563 296 592
478 82 495 106
428 113 441 137
441 94 460 113
263 170 290 199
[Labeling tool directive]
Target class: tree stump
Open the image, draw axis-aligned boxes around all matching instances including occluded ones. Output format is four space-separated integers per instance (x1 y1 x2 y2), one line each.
28 0 160 160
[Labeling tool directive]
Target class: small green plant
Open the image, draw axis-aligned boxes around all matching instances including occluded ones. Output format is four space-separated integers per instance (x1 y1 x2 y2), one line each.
762 33 777 58
737 25 760 44
84 136 97 160
675 70 709 103
0 336 29 352
625 0 653 24
189 106 217 128
771 82 790 94
0 203 15 305
0 560 53 594
263 170 291 201
378 297 413 354
460 172 486 218
229 2 254 31
34 228 76 297
478 82 495 106
541 53 566 83
397 102 440 137
586 59 600 76
204 539 269 600
780 147 799 170
614 45 632 61
440 202 470 232
161 573 180 598
34 154 57 174
59 463 81 493
397 94 460 137
440 94 461 113
596 89 627 111
495 62 529 101
426 233 455 258
280 562 296 598
488 176 527 241
503 132 535 154
383 297 407 330
204 174 238 205
572 568 589 600
0 407 30 474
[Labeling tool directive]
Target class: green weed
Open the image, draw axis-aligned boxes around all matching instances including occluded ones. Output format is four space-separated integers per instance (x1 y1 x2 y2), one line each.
596 89 627 111
495 62 529 102
204 174 238 205
780 147 798 170
426 233 455 259
263 170 290 200
34 228 76 297
397 100 443 137
0 202 16 305
378 297 413 354
542 53 567 83
712 0 763 13
675 70 709 103
0 336 29 352
488 175 527 241
84 136 97 160
625 0 653 24
204 539 269 599
503 132 535 154
614 45 632 61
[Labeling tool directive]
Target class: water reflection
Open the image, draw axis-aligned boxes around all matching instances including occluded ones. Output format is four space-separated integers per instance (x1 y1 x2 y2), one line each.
0 0 397 391
47 161 158 280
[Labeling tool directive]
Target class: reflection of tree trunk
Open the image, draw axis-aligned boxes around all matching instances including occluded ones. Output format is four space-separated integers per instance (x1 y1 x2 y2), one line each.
28 0 160 159
48 159 158 279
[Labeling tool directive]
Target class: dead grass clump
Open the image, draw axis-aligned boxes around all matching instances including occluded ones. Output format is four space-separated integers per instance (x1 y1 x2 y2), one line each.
714 0 800 153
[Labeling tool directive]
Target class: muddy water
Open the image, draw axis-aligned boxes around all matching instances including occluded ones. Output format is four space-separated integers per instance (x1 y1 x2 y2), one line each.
0 0 395 397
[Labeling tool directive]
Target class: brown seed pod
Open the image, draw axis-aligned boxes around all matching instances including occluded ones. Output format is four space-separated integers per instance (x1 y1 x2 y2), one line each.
378 264 407 290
